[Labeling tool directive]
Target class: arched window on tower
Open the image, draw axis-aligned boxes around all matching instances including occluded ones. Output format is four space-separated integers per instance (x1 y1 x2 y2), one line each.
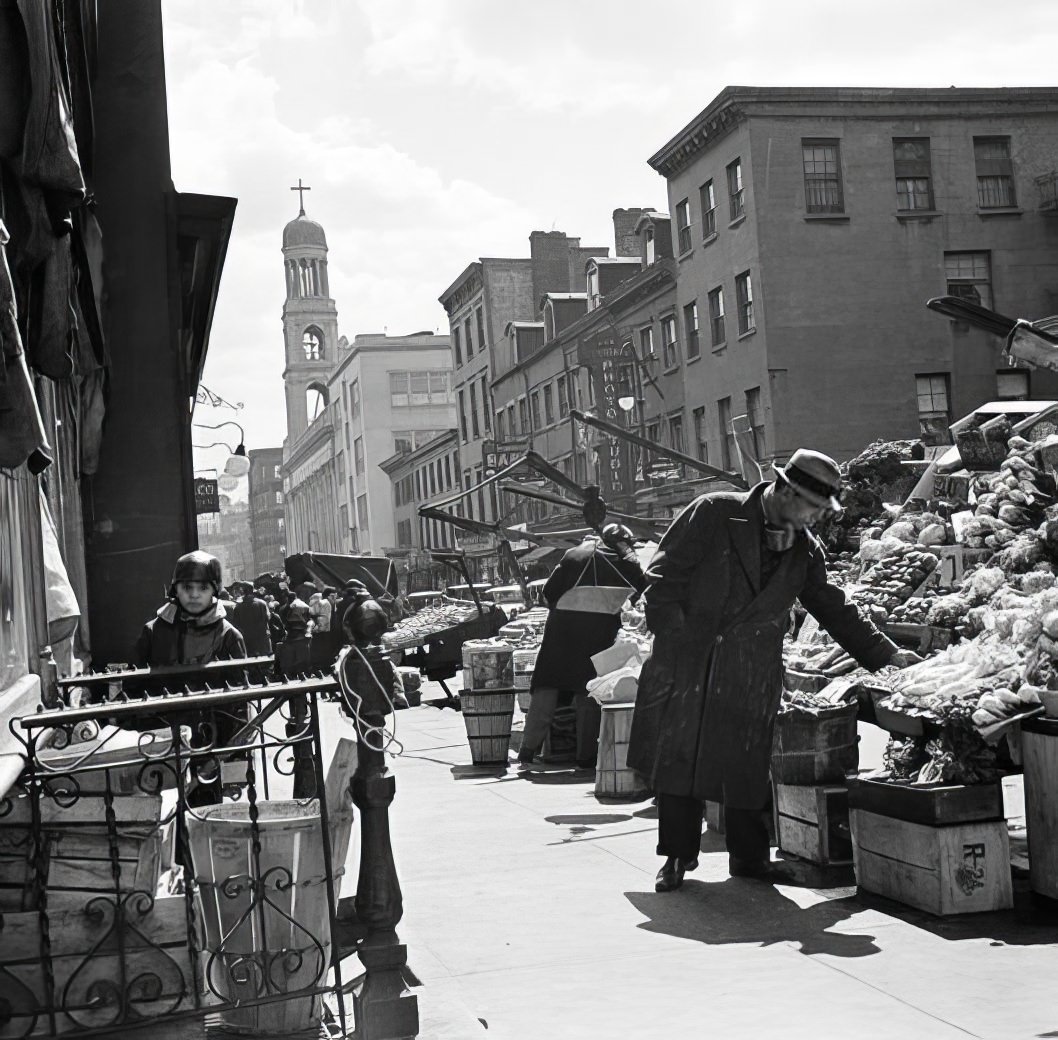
302 326 323 361
306 382 329 423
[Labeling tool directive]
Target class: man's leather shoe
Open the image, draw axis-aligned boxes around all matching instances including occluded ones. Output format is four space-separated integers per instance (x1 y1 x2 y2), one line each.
655 857 684 892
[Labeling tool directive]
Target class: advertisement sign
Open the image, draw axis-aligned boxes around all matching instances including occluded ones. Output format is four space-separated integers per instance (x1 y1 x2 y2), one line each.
580 331 635 500
194 477 219 515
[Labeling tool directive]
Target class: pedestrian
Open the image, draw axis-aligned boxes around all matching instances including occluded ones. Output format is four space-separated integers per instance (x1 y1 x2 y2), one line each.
626 449 921 892
519 523 646 770
131 550 247 805
309 586 334 670
230 580 272 657
278 587 313 675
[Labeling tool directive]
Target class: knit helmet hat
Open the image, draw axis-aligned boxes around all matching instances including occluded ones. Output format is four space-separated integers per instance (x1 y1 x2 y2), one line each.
169 550 223 598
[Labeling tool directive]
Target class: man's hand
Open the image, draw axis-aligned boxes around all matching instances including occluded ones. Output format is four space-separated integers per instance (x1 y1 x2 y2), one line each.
889 649 924 669
645 601 686 636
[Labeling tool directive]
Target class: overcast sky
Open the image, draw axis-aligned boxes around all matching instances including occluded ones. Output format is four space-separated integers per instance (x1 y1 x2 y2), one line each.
164 0 1058 475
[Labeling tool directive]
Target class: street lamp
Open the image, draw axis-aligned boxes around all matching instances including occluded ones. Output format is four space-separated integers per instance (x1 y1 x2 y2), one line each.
193 420 250 477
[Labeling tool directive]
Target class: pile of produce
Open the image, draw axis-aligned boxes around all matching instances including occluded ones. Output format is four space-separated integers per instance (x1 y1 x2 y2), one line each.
383 599 485 650
854 544 939 617
962 439 1052 551
785 641 862 679
881 705 1001 786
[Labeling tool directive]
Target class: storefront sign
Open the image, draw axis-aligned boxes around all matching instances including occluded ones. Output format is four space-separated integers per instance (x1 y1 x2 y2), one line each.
194 477 219 515
580 332 634 500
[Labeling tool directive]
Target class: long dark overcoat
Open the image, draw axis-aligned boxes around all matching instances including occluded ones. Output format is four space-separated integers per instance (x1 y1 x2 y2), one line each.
530 538 646 694
626 484 895 811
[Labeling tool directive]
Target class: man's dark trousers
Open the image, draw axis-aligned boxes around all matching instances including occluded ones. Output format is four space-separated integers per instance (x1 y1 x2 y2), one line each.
656 792 770 867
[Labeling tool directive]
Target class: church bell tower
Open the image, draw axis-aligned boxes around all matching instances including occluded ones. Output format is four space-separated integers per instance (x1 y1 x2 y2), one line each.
281 181 339 443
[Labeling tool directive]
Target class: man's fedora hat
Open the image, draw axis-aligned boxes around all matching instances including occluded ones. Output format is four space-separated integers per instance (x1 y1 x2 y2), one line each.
773 448 843 513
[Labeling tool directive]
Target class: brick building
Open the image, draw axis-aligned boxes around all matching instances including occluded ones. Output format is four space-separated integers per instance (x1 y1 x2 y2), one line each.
247 447 285 575
647 86 1058 465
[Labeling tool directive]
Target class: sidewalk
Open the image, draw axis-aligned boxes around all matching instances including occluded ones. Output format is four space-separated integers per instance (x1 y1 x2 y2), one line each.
326 691 1056 1040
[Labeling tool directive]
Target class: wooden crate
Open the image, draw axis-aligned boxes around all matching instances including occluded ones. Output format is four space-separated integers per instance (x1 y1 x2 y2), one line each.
774 784 852 865
1022 716 1058 901
847 777 1003 826
771 703 858 784
850 808 1013 915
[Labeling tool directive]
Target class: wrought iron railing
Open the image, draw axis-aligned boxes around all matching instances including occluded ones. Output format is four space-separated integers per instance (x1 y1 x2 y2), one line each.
0 664 368 1038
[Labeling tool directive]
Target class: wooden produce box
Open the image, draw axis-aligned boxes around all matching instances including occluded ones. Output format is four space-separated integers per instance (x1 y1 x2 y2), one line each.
771 703 858 784
847 777 1003 826
881 622 954 654
850 808 1013 915
774 783 852 865
1022 715 1058 901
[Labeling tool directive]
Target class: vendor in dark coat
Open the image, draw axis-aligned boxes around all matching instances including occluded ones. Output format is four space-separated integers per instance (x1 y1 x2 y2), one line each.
627 450 920 892
519 524 646 769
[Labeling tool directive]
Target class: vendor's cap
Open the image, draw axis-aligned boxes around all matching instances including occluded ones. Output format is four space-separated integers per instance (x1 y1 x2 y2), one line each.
343 579 368 594
170 550 222 596
773 448 843 513
600 522 635 547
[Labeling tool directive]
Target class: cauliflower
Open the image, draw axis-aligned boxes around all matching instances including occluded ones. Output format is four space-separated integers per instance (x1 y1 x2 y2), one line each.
966 567 1006 604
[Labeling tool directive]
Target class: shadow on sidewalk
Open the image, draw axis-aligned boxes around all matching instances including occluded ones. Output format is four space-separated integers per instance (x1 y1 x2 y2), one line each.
627 879 880 958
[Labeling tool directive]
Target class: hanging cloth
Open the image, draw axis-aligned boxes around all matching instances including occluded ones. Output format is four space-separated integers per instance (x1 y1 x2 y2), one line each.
555 543 637 615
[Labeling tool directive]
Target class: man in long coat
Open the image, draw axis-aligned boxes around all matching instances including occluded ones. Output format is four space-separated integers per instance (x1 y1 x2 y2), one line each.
627 449 918 891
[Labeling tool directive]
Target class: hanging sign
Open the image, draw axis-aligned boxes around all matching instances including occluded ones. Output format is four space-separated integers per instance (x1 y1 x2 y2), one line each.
579 331 635 500
194 477 219 515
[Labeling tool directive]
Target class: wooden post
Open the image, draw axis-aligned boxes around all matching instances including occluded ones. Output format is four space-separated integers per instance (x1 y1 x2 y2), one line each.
347 647 419 1039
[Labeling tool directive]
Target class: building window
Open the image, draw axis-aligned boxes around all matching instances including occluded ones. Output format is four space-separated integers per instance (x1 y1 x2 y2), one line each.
587 266 600 309
302 327 323 360
945 251 992 309
708 286 725 346
727 158 744 221
974 136 1016 209
445 454 453 489
543 383 555 424
496 409 505 440
916 373 952 446
683 301 700 360
746 387 765 460
557 375 569 418
452 326 462 367
476 307 486 351
735 272 754 335
409 372 429 407
354 436 365 474
530 390 542 431
518 397 528 433
275 490 283 505
389 372 408 408
480 375 491 431
676 198 692 254
507 402 516 436
718 397 735 471
464 316 474 359
700 180 716 238
997 369 1030 400
462 470 473 519
668 414 684 454
458 388 468 442
692 406 707 462
661 315 678 368
893 137 934 211
645 228 655 265
350 378 361 420
802 138 844 214
273 464 282 479
469 381 481 438
357 493 369 532
639 325 655 359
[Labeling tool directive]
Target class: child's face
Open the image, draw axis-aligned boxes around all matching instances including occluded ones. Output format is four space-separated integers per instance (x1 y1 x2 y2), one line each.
176 580 214 613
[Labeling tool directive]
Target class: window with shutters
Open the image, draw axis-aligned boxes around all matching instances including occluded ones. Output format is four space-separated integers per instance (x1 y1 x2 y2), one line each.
676 198 692 254
700 179 716 238
727 159 744 221
802 139 844 214
684 301 700 360
735 272 754 335
661 316 679 369
893 138 934 211
974 136 1016 209
708 286 725 346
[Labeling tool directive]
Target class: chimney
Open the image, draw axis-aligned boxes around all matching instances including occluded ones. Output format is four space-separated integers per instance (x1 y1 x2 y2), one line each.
530 230 580 304
612 208 650 258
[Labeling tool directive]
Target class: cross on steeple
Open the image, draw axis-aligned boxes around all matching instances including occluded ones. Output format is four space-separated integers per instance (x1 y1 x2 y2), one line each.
290 178 311 216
